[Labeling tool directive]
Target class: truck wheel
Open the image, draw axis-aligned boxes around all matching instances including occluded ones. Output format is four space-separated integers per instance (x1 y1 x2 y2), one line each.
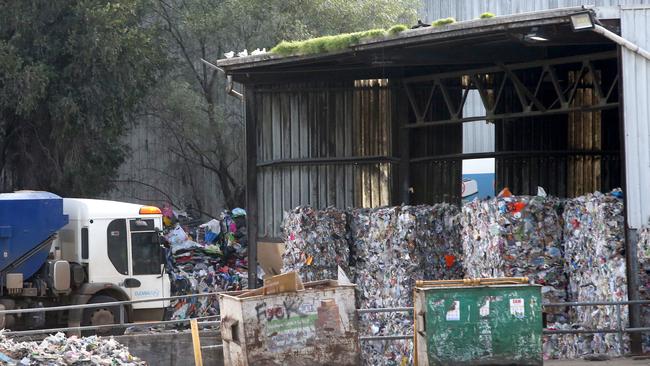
82 295 125 336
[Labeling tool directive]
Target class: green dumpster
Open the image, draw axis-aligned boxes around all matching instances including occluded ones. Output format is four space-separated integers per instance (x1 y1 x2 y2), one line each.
414 279 542 366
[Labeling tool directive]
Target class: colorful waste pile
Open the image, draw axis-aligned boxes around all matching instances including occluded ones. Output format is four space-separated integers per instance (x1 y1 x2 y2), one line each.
0 331 145 365
461 193 567 306
163 206 248 320
637 222 650 352
281 206 350 282
562 189 627 356
348 204 462 366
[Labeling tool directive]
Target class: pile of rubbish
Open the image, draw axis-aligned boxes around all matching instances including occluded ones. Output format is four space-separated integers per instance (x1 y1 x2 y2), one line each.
461 190 567 306
282 206 350 282
0 332 144 365
163 206 248 320
281 204 462 366
562 190 627 356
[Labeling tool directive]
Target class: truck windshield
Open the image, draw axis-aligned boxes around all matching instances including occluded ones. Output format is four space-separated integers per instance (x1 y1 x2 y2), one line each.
130 219 162 275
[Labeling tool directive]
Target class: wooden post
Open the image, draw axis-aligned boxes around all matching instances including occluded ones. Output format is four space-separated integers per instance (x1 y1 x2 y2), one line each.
190 319 203 366
396 82 411 205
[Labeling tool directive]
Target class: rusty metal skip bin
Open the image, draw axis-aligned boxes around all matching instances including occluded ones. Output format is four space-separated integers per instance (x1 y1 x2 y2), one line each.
219 275 359 366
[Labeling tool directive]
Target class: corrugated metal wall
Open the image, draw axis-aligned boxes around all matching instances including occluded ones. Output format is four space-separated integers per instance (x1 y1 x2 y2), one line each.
621 6 650 229
104 116 229 215
462 91 495 154
254 80 394 239
421 0 650 22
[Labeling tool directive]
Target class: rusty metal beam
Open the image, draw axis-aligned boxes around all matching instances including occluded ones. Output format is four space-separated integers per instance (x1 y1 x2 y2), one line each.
402 51 616 84
410 150 619 164
404 102 619 129
256 155 400 168
245 87 259 289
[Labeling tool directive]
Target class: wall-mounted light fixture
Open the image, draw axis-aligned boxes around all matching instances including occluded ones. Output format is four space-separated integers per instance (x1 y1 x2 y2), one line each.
570 12 595 31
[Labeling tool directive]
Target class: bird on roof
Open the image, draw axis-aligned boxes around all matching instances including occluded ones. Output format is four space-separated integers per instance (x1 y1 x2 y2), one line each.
411 19 430 29
237 49 248 57
251 48 267 56
224 51 235 59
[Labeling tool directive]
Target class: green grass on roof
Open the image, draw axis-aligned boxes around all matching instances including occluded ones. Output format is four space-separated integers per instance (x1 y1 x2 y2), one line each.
480 12 496 19
432 17 456 26
270 18 457 57
388 24 408 35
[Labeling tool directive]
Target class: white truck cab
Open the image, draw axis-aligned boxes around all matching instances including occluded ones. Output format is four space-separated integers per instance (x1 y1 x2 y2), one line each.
57 199 171 327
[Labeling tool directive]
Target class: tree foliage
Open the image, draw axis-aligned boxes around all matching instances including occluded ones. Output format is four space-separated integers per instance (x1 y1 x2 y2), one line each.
134 0 419 212
0 0 166 196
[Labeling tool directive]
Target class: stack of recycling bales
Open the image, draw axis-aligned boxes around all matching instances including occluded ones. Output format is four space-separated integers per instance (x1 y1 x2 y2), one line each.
280 203 462 366
281 206 350 282
636 220 650 354
163 207 249 320
349 204 462 366
562 190 627 356
461 193 567 306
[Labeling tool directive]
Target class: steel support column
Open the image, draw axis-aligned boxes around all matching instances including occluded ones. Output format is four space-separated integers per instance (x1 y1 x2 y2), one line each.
245 87 259 289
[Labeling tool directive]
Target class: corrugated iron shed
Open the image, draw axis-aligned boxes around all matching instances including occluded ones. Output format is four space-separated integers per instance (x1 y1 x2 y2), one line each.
215 7 639 297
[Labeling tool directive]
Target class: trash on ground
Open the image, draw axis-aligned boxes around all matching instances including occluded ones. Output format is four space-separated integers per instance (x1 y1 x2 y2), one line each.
0 331 145 365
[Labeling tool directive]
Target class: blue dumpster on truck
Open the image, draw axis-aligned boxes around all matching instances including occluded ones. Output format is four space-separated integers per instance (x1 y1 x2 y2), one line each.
0 191 69 284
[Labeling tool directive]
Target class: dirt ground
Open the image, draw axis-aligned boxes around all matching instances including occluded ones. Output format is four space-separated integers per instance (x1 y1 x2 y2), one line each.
545 357 650 365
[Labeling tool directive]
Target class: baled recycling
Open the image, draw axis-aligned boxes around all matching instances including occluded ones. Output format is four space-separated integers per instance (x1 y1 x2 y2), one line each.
461 194 567 306
279 188 645 362
162 207 249 320
561 189 628 356
282 204 463 365
636 221 650 352
0 332 144 365
282 206 350 282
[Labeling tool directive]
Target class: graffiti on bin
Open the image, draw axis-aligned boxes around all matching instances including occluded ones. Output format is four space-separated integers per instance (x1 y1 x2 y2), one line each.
255 297 312 322
254 297 345 352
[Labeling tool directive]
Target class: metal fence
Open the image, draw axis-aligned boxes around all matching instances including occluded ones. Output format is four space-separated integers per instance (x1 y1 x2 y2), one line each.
0 292 222 337
356 300 650 350
1 296 648 351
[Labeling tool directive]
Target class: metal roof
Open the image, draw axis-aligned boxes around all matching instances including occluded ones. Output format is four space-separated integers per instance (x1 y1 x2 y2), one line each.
216 7 602 73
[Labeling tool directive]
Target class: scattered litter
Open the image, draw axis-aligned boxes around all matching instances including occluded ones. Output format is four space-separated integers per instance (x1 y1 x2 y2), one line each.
281 206 350 282
0 331 145 365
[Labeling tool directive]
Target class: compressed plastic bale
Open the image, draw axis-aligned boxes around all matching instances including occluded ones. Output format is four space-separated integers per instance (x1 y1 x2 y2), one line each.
461 195 567 306
350 204 462 366
562 189 628 357
638 222 650 352
281 206 350 281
